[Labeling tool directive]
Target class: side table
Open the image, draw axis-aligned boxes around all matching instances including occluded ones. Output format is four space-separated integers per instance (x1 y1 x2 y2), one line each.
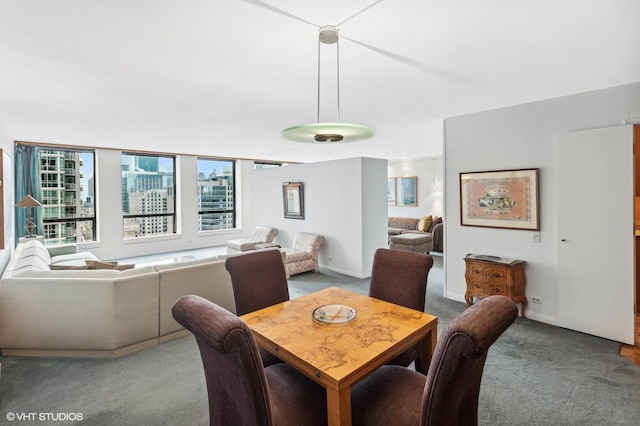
464 254 527 317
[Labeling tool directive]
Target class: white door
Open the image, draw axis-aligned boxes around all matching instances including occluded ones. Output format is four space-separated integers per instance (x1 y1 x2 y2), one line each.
557 125 634 344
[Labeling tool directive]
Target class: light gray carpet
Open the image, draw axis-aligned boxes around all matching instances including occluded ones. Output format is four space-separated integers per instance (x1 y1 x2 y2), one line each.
1 260 639 425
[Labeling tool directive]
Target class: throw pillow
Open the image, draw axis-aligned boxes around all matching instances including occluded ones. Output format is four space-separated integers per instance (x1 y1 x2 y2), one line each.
85 260 135 271
115 263 135 271
50 264 90 270
86 260 117 269
418 215 433 232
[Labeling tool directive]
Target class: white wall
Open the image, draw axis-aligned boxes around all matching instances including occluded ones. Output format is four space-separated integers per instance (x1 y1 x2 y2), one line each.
388 156 443 219
250 157 388 278
444 82 640 326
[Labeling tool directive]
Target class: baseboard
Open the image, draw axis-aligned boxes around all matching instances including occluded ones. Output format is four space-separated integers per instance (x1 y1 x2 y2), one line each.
158 329 190 344
1 338 159 358
319 264 370 279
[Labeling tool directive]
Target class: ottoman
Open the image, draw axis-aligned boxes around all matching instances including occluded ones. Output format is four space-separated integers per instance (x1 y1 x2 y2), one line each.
389 233 433 253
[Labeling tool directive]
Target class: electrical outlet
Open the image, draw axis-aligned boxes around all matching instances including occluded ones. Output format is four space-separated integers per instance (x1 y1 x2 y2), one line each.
530 296 543 304
532 232 541 243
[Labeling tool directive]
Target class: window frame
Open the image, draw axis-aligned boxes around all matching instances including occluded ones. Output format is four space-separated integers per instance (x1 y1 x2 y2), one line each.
197 157 236 231
121 152 177 239
15 144 97 245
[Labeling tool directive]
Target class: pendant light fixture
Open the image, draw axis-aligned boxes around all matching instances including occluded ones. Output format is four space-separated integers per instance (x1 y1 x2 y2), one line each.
282 26 374 143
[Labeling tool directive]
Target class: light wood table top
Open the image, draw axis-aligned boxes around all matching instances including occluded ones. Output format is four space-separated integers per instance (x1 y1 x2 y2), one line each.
240 286 438 426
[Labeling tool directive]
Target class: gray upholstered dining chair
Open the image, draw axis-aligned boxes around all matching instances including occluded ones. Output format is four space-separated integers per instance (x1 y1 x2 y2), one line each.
369 248 433 372
225 249 289 367
350 295 518 426
172 294 327 426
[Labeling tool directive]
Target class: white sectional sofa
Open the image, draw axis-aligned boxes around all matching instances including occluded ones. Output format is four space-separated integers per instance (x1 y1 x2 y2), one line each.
156 256 235 341
0 239 238 357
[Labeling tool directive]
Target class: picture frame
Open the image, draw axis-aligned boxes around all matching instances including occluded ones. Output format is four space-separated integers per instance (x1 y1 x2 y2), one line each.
387 178 396 206
282 182 304 220
396 176 417 207
459 168 539 230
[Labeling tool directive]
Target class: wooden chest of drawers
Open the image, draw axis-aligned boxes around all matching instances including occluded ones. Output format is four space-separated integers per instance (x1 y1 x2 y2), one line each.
464 255 527 317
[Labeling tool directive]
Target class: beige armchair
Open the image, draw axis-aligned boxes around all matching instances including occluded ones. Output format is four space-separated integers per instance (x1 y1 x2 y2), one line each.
282 232 325 278
225 225 279 254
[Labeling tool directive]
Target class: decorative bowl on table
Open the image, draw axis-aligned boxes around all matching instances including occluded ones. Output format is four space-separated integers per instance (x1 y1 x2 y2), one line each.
312 304 357 324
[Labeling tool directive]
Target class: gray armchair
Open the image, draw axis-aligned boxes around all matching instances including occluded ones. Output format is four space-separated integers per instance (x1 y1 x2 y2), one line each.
281 232 325 278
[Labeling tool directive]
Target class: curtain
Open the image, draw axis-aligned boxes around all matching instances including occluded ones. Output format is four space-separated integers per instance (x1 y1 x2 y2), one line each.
14 144 42 239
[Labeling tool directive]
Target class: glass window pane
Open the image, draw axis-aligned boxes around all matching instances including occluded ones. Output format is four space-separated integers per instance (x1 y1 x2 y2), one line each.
197 158 235 231
122 153 176 238
15 144 96 245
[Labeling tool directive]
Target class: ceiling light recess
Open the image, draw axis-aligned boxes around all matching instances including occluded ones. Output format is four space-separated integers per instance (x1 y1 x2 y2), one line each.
282 26 374 143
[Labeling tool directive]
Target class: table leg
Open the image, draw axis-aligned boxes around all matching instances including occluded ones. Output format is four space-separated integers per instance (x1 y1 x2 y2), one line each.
326 387 351 426
416 323 438 375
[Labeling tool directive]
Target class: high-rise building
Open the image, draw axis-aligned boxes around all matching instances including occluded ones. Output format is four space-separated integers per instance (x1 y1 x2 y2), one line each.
38 150 92 243
122 155 175 238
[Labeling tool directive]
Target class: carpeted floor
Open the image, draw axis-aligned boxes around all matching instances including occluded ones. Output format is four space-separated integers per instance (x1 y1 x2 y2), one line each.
1 258 639 425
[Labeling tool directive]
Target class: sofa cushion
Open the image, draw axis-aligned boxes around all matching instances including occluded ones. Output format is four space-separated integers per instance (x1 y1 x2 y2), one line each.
390 233 433 245
282 249 312 263
387 228 405 236
51 251 98 265
16 239 52 264
226 238 258 251
11 255 51 276
387 217 420 231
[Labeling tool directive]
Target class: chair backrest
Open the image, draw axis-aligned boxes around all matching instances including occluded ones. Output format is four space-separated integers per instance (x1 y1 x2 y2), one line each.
421 295 518 426
171 295 273 426
225 249 289 316
291 232 324 252
369 248 434 368
251 226 278 243
369 248 433 312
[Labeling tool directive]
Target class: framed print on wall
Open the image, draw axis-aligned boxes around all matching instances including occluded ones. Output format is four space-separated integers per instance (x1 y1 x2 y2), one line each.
396 177 417 207
282 182 304 220
387 178 396 206
460 168 539 230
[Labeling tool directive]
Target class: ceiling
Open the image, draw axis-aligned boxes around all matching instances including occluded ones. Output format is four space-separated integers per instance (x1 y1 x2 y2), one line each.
0 0 638 163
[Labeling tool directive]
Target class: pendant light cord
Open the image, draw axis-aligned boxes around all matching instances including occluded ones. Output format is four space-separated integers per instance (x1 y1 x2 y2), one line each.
317 38 321 123
336 40 341 123
317 31 342 123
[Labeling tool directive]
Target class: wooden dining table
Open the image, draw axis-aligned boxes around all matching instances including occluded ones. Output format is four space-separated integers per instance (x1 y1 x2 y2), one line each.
240 286 438 426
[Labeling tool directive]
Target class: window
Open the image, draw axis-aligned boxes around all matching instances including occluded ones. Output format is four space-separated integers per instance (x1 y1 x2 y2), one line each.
15 144 96 244
122 153 176 238
197 158 235 231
